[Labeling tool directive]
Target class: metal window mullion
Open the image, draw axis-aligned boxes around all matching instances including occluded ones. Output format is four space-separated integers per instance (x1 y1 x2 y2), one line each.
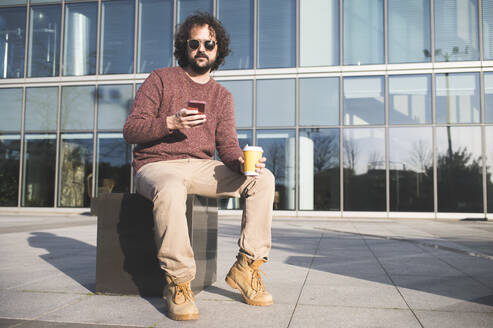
253 0 257 70
480 71 488 214
92 84 99 199
54 85 62 208
384 0 388 65
17 87 27 207
59 0 65 77
96 0 102 75
430 0 435 63
479 0 484 61
339 0 343 66
295 0 299 68
432 71 438 217
252 78 257 145
339 75 344 213
129 83 136 193
133 0 138 74
23 2 30 79
295 76 299 213
172 0 177 67
385 74 389 214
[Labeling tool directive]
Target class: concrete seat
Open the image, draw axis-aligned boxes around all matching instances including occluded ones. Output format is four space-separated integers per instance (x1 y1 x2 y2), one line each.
94 193 218 296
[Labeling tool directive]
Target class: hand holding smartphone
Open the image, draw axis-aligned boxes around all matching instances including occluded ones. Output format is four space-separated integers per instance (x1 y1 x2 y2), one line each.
187 100 206 114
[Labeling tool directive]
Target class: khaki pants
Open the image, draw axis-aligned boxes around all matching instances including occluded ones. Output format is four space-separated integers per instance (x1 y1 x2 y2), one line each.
135 159 275 284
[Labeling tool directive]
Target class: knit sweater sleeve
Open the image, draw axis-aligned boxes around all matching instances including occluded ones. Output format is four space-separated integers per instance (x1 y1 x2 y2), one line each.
215 91 243 173
123 71 171 144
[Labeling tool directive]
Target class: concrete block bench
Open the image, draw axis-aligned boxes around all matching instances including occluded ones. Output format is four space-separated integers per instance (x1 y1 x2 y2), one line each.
94 193 218 296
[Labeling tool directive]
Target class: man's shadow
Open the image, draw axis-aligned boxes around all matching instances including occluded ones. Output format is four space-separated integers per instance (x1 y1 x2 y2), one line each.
27 231 97 292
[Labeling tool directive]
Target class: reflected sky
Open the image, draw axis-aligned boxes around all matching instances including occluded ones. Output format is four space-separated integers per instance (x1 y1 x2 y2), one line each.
0 88 22 132
343 128 385 175
98 84 133 130
389 75 431 124
485 73 493 123
61 86 95 131
300 77 339 126
389 127 432 173
220 80 253 128
25 87 58 131
257 79 295 127
344 76 384 125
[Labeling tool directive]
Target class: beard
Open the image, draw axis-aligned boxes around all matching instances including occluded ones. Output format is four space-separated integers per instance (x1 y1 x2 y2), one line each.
189 52 215 74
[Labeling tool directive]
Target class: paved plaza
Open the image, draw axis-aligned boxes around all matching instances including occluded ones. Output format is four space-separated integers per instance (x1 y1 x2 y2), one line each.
0 213 492 327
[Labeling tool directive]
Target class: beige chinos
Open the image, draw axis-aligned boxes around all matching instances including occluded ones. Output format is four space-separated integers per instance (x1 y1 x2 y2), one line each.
135 158 275 284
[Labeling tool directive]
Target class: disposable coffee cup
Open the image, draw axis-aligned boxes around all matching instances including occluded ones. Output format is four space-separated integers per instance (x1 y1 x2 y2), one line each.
243 145 263 176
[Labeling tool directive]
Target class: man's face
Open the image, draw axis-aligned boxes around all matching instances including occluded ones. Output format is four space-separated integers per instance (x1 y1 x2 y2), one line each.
187 24 218 74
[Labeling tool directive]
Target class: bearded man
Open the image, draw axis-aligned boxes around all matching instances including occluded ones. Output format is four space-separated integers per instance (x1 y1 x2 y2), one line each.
123 12 275 321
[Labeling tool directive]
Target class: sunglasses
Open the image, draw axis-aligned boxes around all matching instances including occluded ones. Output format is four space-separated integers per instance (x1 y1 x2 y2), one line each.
187 39 216 51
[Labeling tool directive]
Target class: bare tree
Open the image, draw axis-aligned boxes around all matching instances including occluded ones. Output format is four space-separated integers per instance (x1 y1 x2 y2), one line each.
344 138 359 172
313 134 338 174
408 139 432 173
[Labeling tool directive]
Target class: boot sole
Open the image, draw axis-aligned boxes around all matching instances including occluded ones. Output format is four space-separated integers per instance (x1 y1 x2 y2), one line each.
225 276 273 306
168 312 199 321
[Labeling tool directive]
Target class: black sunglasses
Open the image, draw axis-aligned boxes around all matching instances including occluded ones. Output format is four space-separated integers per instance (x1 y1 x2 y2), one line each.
187 39 216 51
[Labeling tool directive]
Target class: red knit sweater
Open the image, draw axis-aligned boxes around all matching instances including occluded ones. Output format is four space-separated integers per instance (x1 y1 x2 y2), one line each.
123 67 243 174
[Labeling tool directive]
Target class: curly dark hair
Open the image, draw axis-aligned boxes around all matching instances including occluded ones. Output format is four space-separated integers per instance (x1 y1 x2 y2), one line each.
174 12 231 71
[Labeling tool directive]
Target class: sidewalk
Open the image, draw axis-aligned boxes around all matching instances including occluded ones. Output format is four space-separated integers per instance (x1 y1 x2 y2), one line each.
0 214 492 328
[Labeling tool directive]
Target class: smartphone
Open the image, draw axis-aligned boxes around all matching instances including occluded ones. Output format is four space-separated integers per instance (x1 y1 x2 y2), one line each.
187 100 206 114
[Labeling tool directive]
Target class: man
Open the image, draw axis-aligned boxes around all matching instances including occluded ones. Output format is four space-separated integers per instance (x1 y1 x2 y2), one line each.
123 13 275 321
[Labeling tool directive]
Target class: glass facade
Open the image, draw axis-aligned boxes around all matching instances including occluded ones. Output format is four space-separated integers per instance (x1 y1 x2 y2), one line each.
0 0 492 217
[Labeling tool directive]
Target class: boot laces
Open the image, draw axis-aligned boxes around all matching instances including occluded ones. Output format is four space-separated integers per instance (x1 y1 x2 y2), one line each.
174 282 194 305
250 261 266 292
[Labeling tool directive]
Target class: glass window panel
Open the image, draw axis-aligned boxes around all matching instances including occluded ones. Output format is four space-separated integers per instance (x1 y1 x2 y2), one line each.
299 77 339 126
343 76 385 125
256 79 295 127
389 0 431 63
217 0 253 70
220 80 252 128
58 133 93 207
0 134 20 206
485 73 493 123
31 0 61 3
137 0 173 73
218 129 252 210
389 74 431 124
343 128 386 211
389 127 433 211
100 0 135 74
25 86 58 131
0 7 26 78
1 1 27 5
63 2 97 76
299 128 340 211
486 126 493 212
28 5 61 77
437 126 483 212
96 133 131 196
22 134 56 207
436 73 480 124
61 85 95 131
0 88 22 132
300 0 339 67
257 129 296 210
434 0 479 61
483 0 493 60
343 0 384 65
257 0 295 68
98 84 133 130
177 0 213 23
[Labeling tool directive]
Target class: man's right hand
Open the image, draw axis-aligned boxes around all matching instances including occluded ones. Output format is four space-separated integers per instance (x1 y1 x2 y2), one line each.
167 108 206 130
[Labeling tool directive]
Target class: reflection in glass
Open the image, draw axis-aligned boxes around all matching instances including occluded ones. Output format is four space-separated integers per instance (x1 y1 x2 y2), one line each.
343 76 384 125
98 84 133 130
61 85 95 131
389 127 433 211
138 0 173 73
436 73 480 124
389 75 431 124
300 77 339 126
0 88 22 132
257 0 295 68
300 0 339 66
0 134 20 206
0 7 26 78
437 126 482 212
256 79 295 127
485 73 493 123
343 128 385 211
217 0 253 69
483 0 493 60
63 2 97 76
177 0 213 23
100 0 135 74
28 5 61 77
96 133 131 197
22 134 56 207
486 127 493 212
257 130 295 210
344 0 383 65
218 130 252 210
434 0 479 61
58 133 93 207
388 0 430 63
220 80 252 128
299 128 340 211
25 87 58 131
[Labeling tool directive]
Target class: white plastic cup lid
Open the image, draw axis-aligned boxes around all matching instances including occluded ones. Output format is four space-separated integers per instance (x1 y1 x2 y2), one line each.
243 144 263 152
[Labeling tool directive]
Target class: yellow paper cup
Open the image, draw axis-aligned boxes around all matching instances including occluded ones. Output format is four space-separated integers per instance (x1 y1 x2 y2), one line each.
243 145 263 176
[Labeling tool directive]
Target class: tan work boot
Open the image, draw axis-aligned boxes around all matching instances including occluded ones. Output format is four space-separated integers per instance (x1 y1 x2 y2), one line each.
225 253 273 306
164 275 199 321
